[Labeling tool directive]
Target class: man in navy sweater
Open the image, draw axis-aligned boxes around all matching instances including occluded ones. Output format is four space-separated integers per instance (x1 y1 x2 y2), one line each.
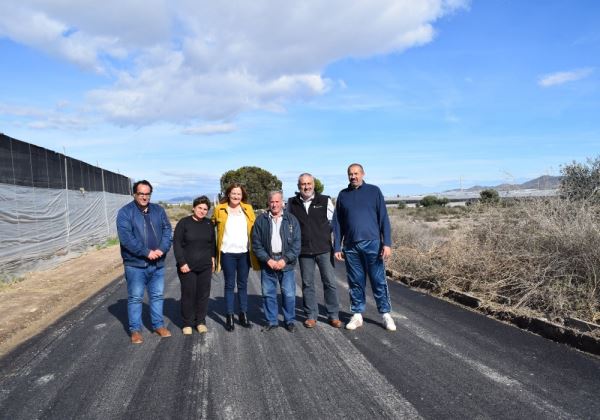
333 163 396 331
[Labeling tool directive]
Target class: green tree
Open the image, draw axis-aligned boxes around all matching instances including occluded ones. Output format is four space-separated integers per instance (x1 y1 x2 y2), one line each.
419 195 448 207
220 166 282 208
479 188 500 205
560 156 600 203
314 178 324 194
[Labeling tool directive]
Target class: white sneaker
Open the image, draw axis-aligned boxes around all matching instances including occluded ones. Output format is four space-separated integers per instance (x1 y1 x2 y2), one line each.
345 313 363 330
382 313 396 331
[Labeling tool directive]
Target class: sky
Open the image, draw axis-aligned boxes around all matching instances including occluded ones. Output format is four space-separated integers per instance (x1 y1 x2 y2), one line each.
1 0 599 201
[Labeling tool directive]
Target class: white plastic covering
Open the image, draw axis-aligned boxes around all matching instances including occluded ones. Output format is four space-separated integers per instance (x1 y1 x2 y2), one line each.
0 183 131 280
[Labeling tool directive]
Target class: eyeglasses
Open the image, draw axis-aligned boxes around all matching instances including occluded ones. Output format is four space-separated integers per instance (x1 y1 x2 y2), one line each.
135 193 151 197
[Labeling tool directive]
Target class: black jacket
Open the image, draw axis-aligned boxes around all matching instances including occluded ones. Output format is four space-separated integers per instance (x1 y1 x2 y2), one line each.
287 193 333 255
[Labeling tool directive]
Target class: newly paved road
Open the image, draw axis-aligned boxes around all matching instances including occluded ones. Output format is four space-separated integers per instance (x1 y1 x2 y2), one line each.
1 253 599 419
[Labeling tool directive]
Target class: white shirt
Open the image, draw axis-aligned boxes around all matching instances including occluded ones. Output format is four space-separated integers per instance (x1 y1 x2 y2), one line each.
221 210 248 253
269 212 283 253
300 194 335 221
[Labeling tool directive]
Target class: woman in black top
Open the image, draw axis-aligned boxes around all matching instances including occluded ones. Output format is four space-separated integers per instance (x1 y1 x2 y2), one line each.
173 196 216 334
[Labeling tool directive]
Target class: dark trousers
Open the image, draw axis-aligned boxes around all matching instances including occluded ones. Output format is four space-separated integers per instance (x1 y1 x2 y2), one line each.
178 266 212 327
221 252 250 314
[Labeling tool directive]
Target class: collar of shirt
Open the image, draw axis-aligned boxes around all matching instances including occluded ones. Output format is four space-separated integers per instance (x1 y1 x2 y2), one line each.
300 194 314 203
268 211 282 220
137 203 149 213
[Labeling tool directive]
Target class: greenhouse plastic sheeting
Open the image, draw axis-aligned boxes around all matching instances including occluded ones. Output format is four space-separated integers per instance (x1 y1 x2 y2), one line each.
0 183 131 279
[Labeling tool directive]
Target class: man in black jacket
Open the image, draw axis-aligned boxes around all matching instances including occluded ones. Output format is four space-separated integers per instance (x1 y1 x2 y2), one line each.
287 173 342 328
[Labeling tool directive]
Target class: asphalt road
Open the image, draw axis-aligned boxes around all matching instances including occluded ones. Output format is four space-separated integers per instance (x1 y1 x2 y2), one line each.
1 253 599 420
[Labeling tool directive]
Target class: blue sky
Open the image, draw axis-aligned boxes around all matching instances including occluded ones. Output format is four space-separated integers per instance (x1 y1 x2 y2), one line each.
1 1 599 201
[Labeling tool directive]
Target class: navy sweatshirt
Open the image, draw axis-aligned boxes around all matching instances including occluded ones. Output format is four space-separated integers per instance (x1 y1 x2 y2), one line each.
332 182 392 252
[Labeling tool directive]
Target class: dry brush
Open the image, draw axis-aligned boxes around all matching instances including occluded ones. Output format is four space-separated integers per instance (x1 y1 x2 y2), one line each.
389 199 600 325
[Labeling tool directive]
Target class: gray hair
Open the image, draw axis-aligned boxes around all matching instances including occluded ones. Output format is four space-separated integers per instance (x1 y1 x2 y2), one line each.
268 190 284 201
297 173 314 185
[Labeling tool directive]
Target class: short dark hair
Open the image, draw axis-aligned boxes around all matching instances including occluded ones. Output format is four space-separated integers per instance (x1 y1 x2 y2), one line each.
220 183 249 204
133 180 153 194
193 195 211 209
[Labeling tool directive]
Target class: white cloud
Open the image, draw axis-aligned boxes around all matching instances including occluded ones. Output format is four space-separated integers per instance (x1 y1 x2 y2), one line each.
0 0 469 125
27 116 89 130
0 102 91 130
538 68 594 87
182 123 237 136
156 170 221 196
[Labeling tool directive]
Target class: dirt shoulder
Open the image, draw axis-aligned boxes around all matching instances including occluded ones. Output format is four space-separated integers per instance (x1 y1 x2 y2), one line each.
0 245 123 358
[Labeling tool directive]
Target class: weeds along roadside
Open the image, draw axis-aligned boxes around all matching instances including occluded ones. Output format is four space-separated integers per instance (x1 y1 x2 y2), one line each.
388 199 600 331
163 203 193 222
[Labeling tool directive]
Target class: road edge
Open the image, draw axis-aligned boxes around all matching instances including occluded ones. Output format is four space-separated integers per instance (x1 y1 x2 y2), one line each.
386 269 600 357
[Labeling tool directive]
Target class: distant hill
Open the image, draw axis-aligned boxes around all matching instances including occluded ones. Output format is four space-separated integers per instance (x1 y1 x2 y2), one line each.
446 175 561 193
162 196 195 203
519 175 561 190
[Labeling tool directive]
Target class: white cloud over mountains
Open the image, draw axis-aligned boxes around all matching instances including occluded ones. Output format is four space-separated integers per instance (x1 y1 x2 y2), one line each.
0 0 468 127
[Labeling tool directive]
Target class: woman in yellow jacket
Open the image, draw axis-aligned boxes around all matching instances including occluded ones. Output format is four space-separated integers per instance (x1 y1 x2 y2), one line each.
212 183 260 331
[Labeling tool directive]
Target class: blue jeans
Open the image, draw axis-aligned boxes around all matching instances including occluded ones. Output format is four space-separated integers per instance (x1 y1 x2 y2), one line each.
299 253 339 320
221 252 250 314
260 268 296 325
343 240 391 314
125 264 165 332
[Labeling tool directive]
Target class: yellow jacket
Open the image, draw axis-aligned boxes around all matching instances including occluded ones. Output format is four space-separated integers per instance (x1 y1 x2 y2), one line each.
211 202 260 272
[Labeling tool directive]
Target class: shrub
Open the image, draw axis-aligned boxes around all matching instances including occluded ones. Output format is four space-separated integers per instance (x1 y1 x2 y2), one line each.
479 188 500 205
314 178 324 194
560 156 600 203
420 195 448 207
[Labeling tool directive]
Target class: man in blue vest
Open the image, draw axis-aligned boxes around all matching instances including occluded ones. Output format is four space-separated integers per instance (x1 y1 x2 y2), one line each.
288 173 342 328
117 180 172 344
333 164 396 331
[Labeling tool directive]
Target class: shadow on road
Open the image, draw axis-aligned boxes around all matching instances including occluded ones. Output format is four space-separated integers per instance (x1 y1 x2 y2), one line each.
108 298 182 333
106 291 357 334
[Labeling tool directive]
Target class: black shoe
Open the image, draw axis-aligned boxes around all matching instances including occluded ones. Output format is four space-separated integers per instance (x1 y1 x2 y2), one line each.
225 314 235 332
285 323 296 333
239 312 252 328
262 324 278 332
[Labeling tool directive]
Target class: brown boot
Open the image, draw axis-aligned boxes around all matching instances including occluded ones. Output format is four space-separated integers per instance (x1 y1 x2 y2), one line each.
131 331 143 344
154 327 172 337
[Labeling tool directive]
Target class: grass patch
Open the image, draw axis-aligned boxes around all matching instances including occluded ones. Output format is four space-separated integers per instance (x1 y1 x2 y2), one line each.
0 274 25 289
96 237 119 250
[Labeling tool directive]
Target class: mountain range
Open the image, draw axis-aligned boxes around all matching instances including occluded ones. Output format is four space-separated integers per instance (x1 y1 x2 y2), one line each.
445 175 561 193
